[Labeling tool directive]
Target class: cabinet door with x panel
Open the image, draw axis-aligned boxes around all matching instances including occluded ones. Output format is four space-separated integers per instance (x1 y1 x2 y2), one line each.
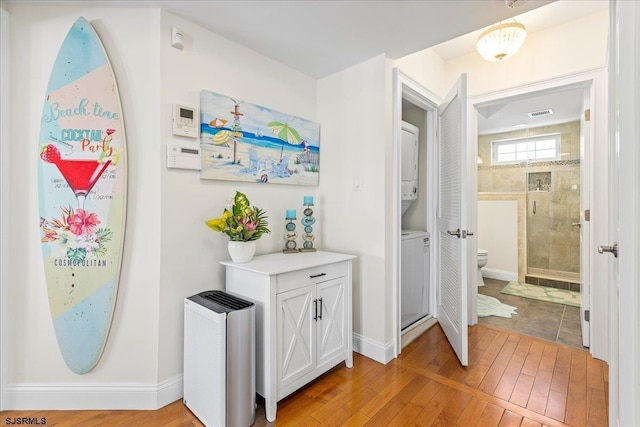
316 277 348 372
277 284 316 391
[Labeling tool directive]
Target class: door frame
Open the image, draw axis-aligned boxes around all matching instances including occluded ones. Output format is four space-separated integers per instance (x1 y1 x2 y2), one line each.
467 68 609 361
391 68 440 356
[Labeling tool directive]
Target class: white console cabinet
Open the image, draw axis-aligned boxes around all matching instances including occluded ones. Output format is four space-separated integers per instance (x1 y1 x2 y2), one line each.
222 251 355 422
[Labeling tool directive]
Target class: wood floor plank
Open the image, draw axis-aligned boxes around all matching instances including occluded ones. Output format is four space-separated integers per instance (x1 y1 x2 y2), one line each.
586 383 608 427
439 388 474 426
311 385 378 424
410 377 444 407
539 344 559 373
454 395 488 426
565 351 588 427
497 409 524 427
416 383 464 426
476 402 506 427
545 389 568 422
520 418 543 427
526 367 553 415
359 370 417 417
386 402 423 427
510 372 535 408
550 346 572 394
521 341 545 377
587 354 606 391
493 337 533 401
479 334 520 395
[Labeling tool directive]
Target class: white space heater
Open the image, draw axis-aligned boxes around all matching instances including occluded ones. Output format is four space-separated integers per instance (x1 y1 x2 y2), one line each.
183 290 255 427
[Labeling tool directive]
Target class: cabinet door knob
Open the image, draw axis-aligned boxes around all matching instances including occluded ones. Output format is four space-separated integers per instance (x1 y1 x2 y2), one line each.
309 273 326 278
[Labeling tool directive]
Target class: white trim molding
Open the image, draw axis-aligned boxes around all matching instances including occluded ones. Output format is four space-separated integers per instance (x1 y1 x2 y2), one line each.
352 333 395 365
3 375 183 410
481 268 518 283
0 7 10 412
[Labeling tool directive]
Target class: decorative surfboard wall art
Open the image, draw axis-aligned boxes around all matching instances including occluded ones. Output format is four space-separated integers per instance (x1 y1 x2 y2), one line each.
38 17 127 374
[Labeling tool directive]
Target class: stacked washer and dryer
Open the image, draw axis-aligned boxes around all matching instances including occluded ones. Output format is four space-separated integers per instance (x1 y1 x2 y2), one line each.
400 121 430 330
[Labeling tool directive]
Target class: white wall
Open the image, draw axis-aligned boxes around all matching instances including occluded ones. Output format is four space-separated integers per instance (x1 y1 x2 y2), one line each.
157 10 318 382
394 48 447 99
478 200 518 280
317 55 391 361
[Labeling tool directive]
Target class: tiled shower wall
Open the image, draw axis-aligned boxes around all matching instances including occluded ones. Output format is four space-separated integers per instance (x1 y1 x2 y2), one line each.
478 121 581 275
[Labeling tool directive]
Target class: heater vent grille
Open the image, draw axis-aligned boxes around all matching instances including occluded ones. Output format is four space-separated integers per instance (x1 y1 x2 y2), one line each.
528 109 554 118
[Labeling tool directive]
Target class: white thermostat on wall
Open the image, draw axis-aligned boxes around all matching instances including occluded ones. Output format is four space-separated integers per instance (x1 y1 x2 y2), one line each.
167 143 201 170
173 104 199 138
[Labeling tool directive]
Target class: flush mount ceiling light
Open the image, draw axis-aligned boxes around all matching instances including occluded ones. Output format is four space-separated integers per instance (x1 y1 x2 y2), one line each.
476 21 527 62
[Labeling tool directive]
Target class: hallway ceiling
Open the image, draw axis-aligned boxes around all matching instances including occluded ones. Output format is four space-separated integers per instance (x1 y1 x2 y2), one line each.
6 0 607 131
5 0 555 79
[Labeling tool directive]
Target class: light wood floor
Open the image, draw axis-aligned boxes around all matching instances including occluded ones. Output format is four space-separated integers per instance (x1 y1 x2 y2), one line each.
0 323 608 426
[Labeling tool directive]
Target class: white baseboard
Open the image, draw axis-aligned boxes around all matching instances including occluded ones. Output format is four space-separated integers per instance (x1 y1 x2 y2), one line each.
3 375 183 410
481 267 518 283
352 333 395 364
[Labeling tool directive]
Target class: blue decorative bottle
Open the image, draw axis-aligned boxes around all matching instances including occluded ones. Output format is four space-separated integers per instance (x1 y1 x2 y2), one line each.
300 196 317 252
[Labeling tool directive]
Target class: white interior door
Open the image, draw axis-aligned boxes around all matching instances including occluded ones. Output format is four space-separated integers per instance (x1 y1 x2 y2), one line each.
436 75 468 366
580 88 591 347
608 1 640 424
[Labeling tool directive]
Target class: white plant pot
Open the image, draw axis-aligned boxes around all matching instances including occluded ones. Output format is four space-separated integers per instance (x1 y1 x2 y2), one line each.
227 241 256 263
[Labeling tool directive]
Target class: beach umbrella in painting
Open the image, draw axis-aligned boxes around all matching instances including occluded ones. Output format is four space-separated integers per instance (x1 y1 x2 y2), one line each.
209 118 227 128
268 121 302 159
211 130 230 146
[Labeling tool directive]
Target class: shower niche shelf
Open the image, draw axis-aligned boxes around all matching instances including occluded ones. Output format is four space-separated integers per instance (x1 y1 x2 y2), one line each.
528 172 551 192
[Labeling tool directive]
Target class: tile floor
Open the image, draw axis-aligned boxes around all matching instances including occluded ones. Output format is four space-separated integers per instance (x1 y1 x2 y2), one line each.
477 277 585 349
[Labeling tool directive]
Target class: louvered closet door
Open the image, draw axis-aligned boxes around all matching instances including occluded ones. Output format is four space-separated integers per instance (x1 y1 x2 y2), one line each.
436 74 469 366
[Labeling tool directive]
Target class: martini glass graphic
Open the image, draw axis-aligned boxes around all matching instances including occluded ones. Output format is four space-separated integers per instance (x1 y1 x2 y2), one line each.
54 158 111 209
41 144 112 210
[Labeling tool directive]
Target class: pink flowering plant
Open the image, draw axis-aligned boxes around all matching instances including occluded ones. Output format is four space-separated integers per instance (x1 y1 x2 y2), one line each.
206 191 270 242
40 207 112 261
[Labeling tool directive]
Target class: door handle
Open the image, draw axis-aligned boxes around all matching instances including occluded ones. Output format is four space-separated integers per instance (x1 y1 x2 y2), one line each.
598 242 619 258
572 222 582 228
318 298 323 320
447 229 473 238
313 299 318 321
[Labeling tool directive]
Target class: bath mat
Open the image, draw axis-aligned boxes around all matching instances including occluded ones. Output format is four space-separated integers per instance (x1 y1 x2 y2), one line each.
501 282 581 307
477 294 517 318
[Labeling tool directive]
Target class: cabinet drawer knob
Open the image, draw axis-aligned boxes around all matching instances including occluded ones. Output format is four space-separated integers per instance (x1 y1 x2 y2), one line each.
309 273 326 278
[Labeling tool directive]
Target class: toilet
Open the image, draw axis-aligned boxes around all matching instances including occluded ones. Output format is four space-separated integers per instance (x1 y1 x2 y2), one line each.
477 248 488 286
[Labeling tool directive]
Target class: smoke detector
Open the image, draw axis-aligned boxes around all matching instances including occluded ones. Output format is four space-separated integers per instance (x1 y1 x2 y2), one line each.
505 0 529 8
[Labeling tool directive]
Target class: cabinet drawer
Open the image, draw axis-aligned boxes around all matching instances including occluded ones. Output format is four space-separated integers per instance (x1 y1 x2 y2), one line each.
276 262 348 294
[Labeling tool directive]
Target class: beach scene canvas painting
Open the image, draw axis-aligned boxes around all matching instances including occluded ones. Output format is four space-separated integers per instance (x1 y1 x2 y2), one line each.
200 90 320 185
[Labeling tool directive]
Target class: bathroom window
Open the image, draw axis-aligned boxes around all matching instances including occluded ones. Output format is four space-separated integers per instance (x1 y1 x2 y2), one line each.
491 133 561 165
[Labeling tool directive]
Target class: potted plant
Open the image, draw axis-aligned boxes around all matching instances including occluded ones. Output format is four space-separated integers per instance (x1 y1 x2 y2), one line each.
206 191 270 262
